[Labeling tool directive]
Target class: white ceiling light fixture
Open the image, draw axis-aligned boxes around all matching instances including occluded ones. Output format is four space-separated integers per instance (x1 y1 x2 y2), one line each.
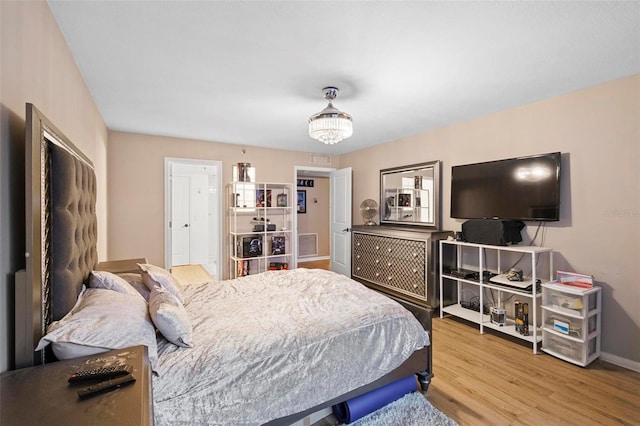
308 87 353 145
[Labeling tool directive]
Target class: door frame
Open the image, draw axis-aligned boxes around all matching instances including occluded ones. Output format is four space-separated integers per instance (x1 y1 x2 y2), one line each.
293 165 352 272
164 157 223 279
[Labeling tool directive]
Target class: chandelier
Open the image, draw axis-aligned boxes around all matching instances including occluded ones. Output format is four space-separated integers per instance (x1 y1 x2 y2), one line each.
308 87 353 145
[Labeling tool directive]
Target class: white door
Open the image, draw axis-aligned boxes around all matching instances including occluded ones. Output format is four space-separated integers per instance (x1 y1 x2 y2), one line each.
187 174 209 266
171 176 191 266
330 167 352 276
172 174 209 267
165 159 222 280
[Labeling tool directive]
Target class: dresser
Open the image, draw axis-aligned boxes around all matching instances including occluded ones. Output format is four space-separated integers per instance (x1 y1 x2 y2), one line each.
352 226 453 308
1 345 153 426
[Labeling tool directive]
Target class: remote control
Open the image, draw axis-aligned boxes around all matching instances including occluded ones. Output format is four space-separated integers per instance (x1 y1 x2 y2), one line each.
68 364 133 384
77 374 136 399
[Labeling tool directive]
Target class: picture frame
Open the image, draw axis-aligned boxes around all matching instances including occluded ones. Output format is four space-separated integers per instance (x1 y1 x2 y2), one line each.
276 193 288 207
297 179 314 187
241 235 263 258
398 193 412 207
297 190 306 214
271 236 286 255
256 189 272 207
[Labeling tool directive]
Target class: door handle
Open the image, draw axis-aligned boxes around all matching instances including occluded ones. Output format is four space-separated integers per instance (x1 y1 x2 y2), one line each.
342 227 351 232
183 224 189 228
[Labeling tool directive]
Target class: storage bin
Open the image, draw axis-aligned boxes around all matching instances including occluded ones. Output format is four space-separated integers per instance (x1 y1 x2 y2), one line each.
543 284 600 315
543 333 581 360
543 312 597 339
541 283 601 367
543 290 585 315
545 312 579 336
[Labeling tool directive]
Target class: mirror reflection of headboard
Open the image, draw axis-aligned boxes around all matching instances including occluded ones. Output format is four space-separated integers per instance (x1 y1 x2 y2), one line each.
16 104 98 368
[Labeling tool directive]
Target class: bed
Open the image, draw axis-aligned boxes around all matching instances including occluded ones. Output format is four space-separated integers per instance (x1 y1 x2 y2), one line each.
16 103 434 425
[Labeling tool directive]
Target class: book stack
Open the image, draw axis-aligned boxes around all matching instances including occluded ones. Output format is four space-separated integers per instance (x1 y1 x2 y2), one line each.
269 262 288 271
514 300 529 336
556 271 594 289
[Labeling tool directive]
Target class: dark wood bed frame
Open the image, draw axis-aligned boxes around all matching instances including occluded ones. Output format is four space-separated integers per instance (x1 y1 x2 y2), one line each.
16 103 433 425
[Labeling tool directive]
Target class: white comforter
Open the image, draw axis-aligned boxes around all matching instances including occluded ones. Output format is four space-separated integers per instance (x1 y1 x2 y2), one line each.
152 268 429 425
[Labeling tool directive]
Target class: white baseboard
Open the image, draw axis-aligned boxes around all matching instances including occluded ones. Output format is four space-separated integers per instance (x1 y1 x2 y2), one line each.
600 351 640 373
297 255 330 263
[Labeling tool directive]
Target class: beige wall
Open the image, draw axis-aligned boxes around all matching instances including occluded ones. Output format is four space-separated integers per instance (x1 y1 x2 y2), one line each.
0 1 108 372
296 177 330 258
107 131 339 277
1 0 636 372
341 75 640 365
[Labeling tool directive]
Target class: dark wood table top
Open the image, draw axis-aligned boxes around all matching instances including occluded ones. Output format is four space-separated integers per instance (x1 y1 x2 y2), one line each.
1 345 153 426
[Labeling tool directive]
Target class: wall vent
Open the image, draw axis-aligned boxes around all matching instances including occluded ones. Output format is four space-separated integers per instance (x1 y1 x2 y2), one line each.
298 233 318 258
310 153 331 165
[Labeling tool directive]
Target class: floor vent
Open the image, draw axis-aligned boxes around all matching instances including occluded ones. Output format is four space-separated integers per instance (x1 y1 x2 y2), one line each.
298 233 318 258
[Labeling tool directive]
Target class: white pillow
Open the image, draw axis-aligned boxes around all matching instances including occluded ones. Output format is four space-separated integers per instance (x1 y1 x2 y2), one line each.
89 270 143 299
117 272 151 301
50 342 111 360
35 288 159 372
149 286 194 348
138 263 185 304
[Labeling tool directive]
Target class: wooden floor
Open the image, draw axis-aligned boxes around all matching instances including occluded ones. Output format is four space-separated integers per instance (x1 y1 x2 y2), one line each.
297 259 331 270
300 261 640 425
429 316 640 425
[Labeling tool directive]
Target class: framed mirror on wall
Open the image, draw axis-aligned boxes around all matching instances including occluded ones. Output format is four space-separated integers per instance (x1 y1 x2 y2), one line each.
380 160 441 229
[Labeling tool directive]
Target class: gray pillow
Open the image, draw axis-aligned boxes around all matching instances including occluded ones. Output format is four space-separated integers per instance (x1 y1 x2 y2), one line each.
35 288 159 372
149 286 194 348
117 272 151 301
89 270 143 299
138 263 185 304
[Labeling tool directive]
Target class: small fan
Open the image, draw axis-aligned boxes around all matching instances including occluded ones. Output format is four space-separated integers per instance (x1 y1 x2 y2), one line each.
360 199 378 226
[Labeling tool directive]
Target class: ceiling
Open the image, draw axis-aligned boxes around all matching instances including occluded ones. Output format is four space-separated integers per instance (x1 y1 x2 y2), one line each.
48 1 640 155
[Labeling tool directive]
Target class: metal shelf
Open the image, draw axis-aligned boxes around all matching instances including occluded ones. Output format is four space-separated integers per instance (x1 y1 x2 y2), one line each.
439 240 554 354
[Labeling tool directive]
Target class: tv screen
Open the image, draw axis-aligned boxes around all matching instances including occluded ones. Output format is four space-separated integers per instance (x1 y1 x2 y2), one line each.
451 152 561 221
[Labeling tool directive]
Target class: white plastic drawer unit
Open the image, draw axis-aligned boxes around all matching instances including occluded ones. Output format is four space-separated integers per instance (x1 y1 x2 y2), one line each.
541 282 601 367
542 311 597 339
542 287 599 317
542 332 598 365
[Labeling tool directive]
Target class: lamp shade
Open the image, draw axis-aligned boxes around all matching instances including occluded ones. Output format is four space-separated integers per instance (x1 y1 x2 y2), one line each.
308 87 353 145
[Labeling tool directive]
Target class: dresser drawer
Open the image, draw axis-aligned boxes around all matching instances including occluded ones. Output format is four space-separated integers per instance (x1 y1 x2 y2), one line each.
353 231 427 300
352 227 453 308
354 234 425 262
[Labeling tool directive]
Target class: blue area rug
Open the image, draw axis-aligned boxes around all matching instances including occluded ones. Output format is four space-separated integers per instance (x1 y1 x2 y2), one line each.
348 392 458 426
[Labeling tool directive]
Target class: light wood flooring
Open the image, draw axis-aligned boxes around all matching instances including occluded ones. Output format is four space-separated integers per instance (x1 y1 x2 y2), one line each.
429 316 640 425
299 261 640 425
297 259 331 270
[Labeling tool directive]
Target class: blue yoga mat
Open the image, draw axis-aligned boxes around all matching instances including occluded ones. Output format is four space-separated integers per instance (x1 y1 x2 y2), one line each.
332 375 418 424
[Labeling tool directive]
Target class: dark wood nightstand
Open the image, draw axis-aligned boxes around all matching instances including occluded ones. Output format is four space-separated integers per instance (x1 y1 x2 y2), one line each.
1 345 153 425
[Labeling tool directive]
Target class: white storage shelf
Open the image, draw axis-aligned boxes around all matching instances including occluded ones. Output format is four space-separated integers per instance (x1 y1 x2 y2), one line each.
439 240 554 354
541 282 601 367
228 182 293 278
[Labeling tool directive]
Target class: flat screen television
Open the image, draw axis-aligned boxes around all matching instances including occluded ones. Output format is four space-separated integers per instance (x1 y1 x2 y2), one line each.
451 152 561 221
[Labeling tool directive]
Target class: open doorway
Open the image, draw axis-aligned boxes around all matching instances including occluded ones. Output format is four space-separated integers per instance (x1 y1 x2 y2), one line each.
296 172 330 268
293 166 352 276
164 158 222 280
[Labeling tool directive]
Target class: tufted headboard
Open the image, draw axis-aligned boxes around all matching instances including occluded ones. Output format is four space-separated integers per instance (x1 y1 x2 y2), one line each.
16 104 98 368
50 142 98 318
